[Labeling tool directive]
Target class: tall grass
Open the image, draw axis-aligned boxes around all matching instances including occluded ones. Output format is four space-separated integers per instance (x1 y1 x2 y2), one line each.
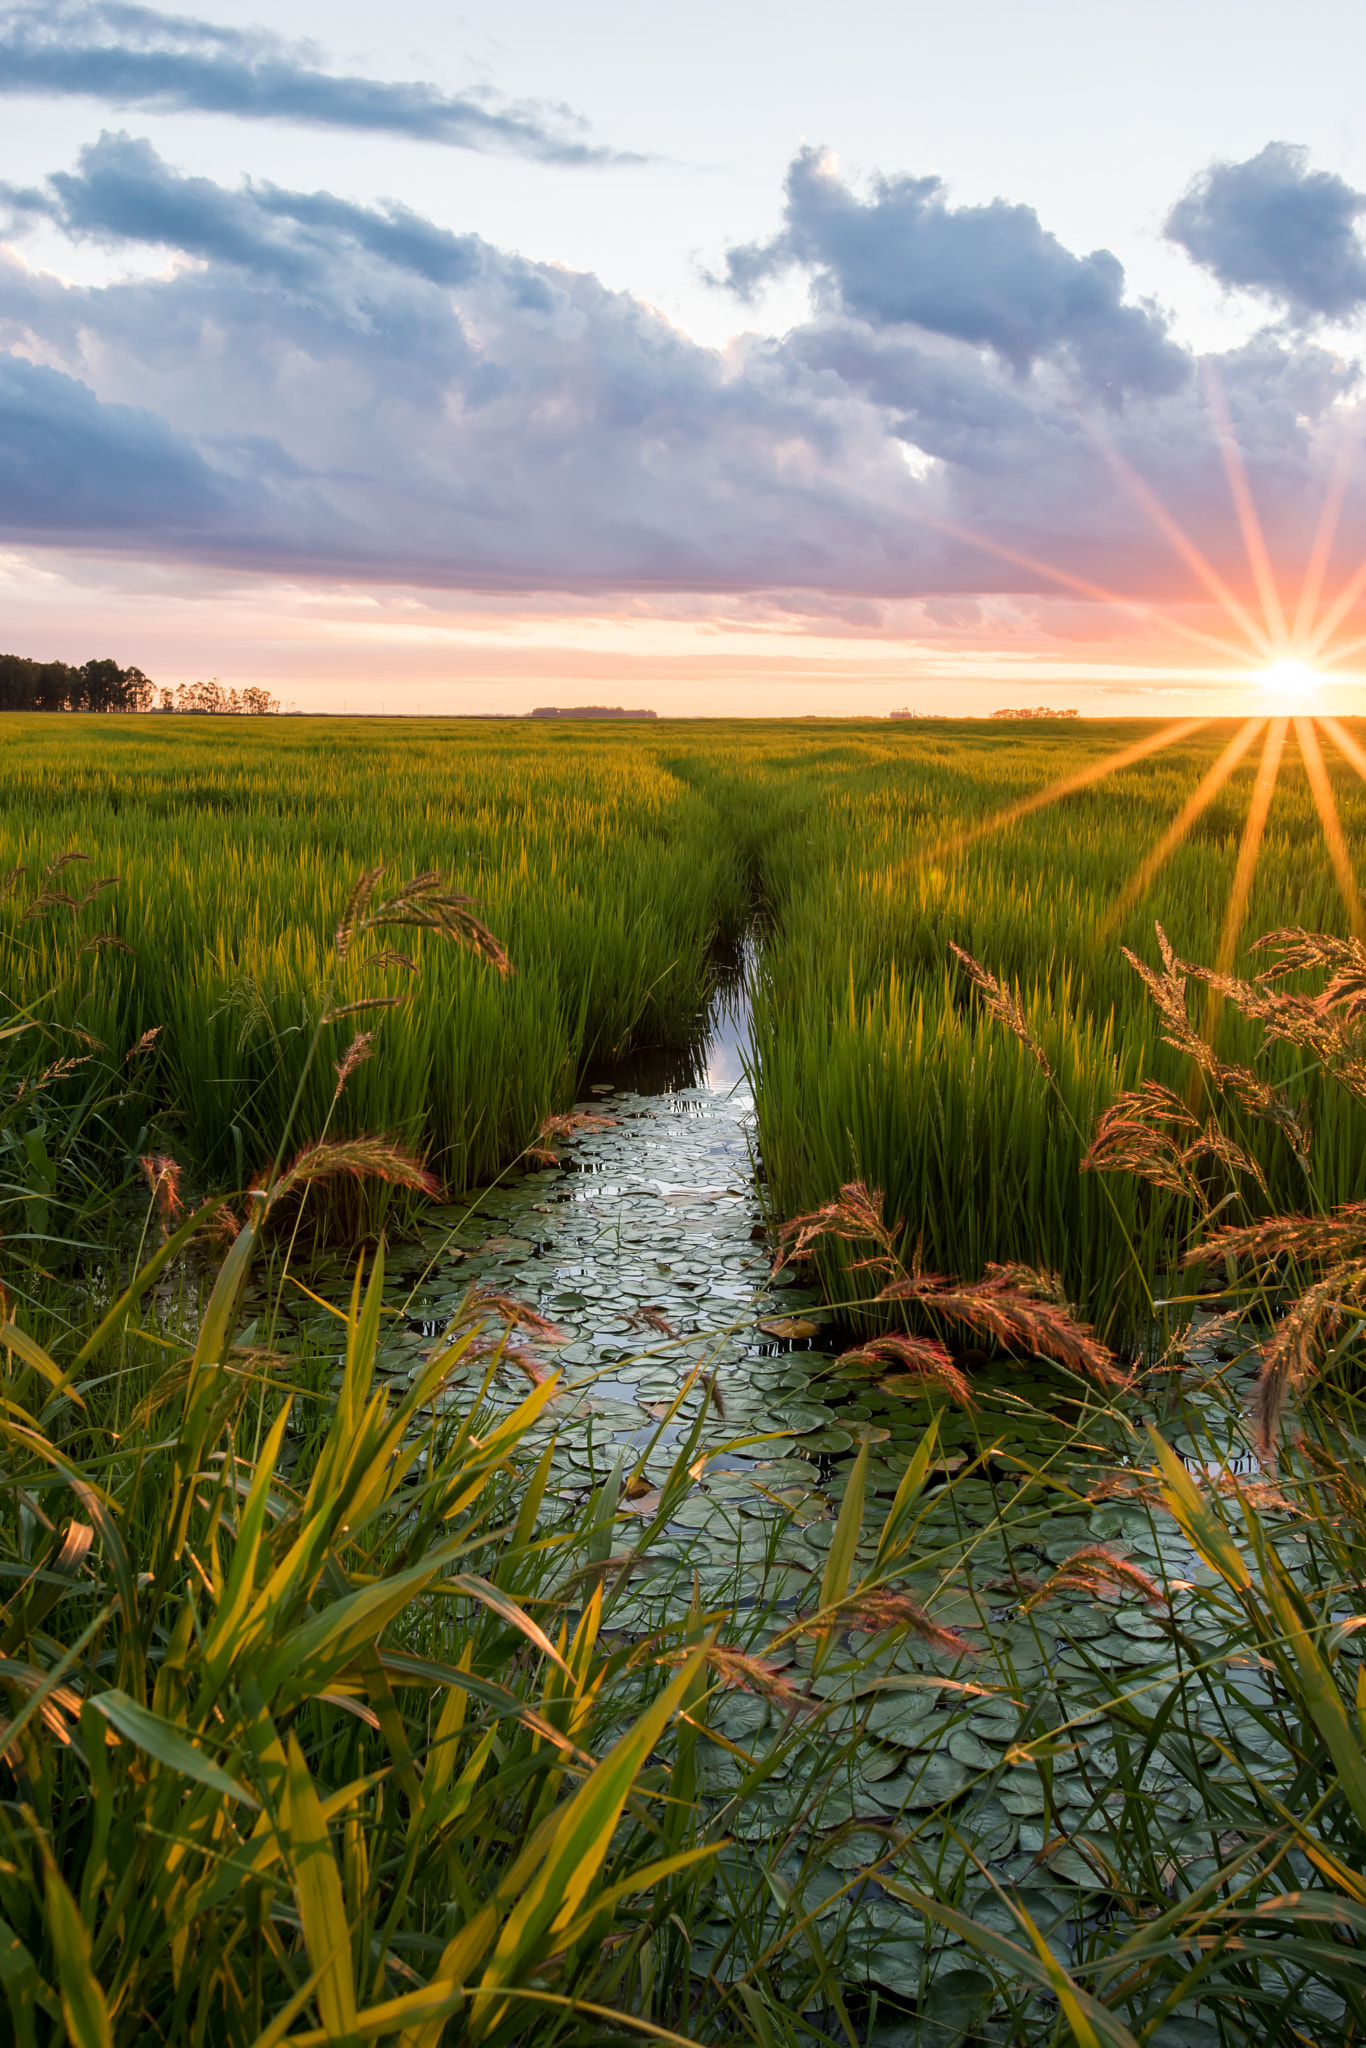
7 815 1366 2043
8 713 1364 1315
0 717 748 1210
731 719 1366 1338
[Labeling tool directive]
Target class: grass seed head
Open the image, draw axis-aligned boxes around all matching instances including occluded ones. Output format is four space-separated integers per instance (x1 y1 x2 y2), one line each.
526 1109 617 1165
880 1263 1125 1389
775 1179 905 1279
332 1030 374 1098
949 941 1052 1076
839 1332 974 1406
269 1136 441 1206
138 1153 184 1233
1019 1544 1165 1613
802 1590 975 1658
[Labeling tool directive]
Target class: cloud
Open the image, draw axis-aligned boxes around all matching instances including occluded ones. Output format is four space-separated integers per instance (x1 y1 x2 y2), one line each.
4 131 489 300
0 0 635 164
721 146 1187 400
1166 142 1366 322
0 350 229 529
0 135 1362 639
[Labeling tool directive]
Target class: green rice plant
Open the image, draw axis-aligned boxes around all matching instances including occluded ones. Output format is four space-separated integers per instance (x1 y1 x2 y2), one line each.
899 923 1366 2044
7 712 1365 1303
738 719 1366 1339
0 718 750 1209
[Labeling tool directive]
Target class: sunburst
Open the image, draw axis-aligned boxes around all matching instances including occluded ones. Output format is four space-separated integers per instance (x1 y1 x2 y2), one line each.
903 374 1365 996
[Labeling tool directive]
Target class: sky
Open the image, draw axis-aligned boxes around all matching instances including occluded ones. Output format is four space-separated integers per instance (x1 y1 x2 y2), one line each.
4 0 1366 715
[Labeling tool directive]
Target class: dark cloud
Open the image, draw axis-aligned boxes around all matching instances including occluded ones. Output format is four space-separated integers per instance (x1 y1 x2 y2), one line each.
0 0 635 164
0 351 228 529
1166 142 1366 323
0 138 1362 622
4 131 488 300
721 146 1187 400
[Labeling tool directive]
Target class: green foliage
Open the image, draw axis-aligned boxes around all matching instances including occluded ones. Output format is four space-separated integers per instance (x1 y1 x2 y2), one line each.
6 714 1366 2046
0 657 154 715
7 713 1365 1315
0 717 749 1213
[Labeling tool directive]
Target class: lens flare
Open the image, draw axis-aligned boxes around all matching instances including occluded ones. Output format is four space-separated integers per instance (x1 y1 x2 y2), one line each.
1259 657 1321 707
892 384 1363 1029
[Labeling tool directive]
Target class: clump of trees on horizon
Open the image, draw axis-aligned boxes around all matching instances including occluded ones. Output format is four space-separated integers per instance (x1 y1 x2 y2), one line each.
156 678 279 715
0 652 156 713
989 704 1080 719
0 655 278 714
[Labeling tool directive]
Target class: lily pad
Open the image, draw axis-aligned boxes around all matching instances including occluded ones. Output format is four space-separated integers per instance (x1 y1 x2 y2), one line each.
865 1692 942 1741
757 1315 823 1341
890 1753 969 1808
947 1728 1003 1772
772 1401 836 1432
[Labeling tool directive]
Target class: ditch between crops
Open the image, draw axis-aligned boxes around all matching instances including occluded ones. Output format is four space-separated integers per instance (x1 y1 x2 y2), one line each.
181 943 1358 2044
6 714 1366 1337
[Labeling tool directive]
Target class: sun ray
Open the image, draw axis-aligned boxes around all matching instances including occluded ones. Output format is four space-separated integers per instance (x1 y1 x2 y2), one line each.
1100 717 1263 937
1084 419 1274 660
1311 630 1366 672
908 509 1254 665
1318 713 1366 785
1294 716 1365 939
1200 716 1289 1045
1202 364 1288 649
1291 435 1357 647
1303 553 1366 661
906 719 1209 880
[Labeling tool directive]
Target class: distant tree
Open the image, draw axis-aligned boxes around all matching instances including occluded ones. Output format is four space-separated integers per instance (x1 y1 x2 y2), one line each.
0 652 157 712
118 664 158 712
989 706 1080 719
0 655 276 714
160 678 280 715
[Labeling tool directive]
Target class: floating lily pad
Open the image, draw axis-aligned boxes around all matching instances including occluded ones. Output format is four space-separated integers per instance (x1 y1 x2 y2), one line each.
864 1691 942 1740
891 1753 968 1808
947 1728 1003 1772
798 1428 855 1454
757 1315 823 1341
998 1783 1048 1816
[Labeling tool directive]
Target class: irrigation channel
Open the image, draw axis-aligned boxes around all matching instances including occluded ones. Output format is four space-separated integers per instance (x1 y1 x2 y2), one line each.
264 963 1336 2037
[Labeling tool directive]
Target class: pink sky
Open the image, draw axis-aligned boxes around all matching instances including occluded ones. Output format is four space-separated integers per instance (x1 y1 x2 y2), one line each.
5 543 1363 718
6 9 1366 715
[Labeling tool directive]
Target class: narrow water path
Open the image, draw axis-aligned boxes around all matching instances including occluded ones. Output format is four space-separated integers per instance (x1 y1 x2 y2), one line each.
281 961 1337 2014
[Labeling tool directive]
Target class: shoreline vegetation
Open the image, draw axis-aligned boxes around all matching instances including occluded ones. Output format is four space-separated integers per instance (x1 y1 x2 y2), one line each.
3 713 1365 2045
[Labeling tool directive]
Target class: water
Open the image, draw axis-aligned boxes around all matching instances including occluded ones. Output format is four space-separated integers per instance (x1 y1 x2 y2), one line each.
280 963 1330 1964
381 948 854 1510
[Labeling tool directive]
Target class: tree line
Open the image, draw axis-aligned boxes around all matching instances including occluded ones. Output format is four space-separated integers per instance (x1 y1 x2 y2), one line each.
0 656 278 715
0 653 156 713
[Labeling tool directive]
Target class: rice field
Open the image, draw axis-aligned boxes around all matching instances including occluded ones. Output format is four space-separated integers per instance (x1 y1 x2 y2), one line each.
5 712 1364 1325
5 710 1366 2046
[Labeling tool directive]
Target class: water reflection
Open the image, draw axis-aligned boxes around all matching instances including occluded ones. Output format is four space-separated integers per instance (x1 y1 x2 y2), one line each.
582 934 754 1102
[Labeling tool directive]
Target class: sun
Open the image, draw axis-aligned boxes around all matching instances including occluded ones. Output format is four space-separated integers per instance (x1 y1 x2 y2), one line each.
1259 656 1321 708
